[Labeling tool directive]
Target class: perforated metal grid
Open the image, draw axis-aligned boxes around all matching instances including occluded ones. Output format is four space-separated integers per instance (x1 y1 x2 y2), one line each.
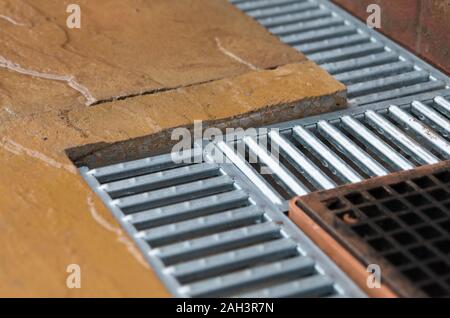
230 0 450 107
80 150 363 297
292 162 450 297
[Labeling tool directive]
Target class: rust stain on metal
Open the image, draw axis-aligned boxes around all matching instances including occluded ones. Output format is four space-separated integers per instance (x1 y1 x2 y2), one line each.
290 160 450 298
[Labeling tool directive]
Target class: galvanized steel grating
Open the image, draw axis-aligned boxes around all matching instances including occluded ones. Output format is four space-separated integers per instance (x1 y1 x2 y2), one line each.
80 150 363 297
230 0 450 107
215 95 450 209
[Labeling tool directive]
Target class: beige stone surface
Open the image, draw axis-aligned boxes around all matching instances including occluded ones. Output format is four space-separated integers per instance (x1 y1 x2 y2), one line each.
0 0 347 298
0 0 303 113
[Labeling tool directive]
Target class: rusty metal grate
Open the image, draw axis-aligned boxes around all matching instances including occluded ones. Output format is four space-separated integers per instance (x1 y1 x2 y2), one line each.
230 0 450 107
291 161 450 297
80 149 363 298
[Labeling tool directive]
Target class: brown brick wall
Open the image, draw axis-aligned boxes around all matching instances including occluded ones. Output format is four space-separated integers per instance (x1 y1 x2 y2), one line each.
333 0 450 75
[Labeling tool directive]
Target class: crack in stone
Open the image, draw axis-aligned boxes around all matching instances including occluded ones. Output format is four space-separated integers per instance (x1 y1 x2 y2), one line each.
0 55 97 106
215 37 259 71
86 194 149 269
0 14 29 27
1 137 77 174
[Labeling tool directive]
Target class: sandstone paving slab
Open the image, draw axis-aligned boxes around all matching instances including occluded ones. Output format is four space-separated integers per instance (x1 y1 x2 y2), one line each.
0 0 303 115
0 60 346 296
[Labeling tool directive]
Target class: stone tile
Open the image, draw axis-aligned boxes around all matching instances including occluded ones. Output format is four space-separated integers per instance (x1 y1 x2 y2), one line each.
0 0 303 111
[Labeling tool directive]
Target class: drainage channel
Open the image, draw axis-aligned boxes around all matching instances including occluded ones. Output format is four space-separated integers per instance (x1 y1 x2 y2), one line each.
230 0 450 107
80 94 450 297
216 95 450 209
80 150 364 297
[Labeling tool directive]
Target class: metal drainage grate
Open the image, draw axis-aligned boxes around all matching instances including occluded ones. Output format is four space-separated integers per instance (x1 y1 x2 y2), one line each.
80 150 363 297
214 95 450 209
230 0 450 106
291 161 450 298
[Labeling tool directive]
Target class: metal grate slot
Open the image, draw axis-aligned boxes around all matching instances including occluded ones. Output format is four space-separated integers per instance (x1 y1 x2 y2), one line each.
269 16 345 36
268 130 336 190
170 238 299 284
102 163 221 198
259 8 332 28
81 148 363 297
322 51 400 75
295 33 371 55
137 206 265 247
334 61 415 85
244 2 320 20
308 42 386 65
155 222 281 265
91 150 201 183
235 274 335 297
186 256 316 297
127 190 250 230
244 136 309 196
216 96 450 208
231 0 450 106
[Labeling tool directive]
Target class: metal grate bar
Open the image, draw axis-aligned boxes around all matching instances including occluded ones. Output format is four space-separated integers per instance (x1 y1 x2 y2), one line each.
364 110 440 165
388 106 450 159
244 136 309 195
322 51 400 75
91 150 200 183
434 96 450 117
137 206 264 247
185 256 316 297
352 81 447 106
235 0 300 11
293 125 363 183
347 71 430 98
126 190 250 230
102 163 221 198
269 16 344 35
411 101 450 135
260 8 332 27
245 2 319 19
341 116 414 171
115 175 235 213
334 61 414 85
217 140 284 205
268 130 336 190
236 275 335 298
308 42 385 65
281 24 355 45
317 120 389 177
154 222 281 265
295 33 370 55
168 238 299 284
